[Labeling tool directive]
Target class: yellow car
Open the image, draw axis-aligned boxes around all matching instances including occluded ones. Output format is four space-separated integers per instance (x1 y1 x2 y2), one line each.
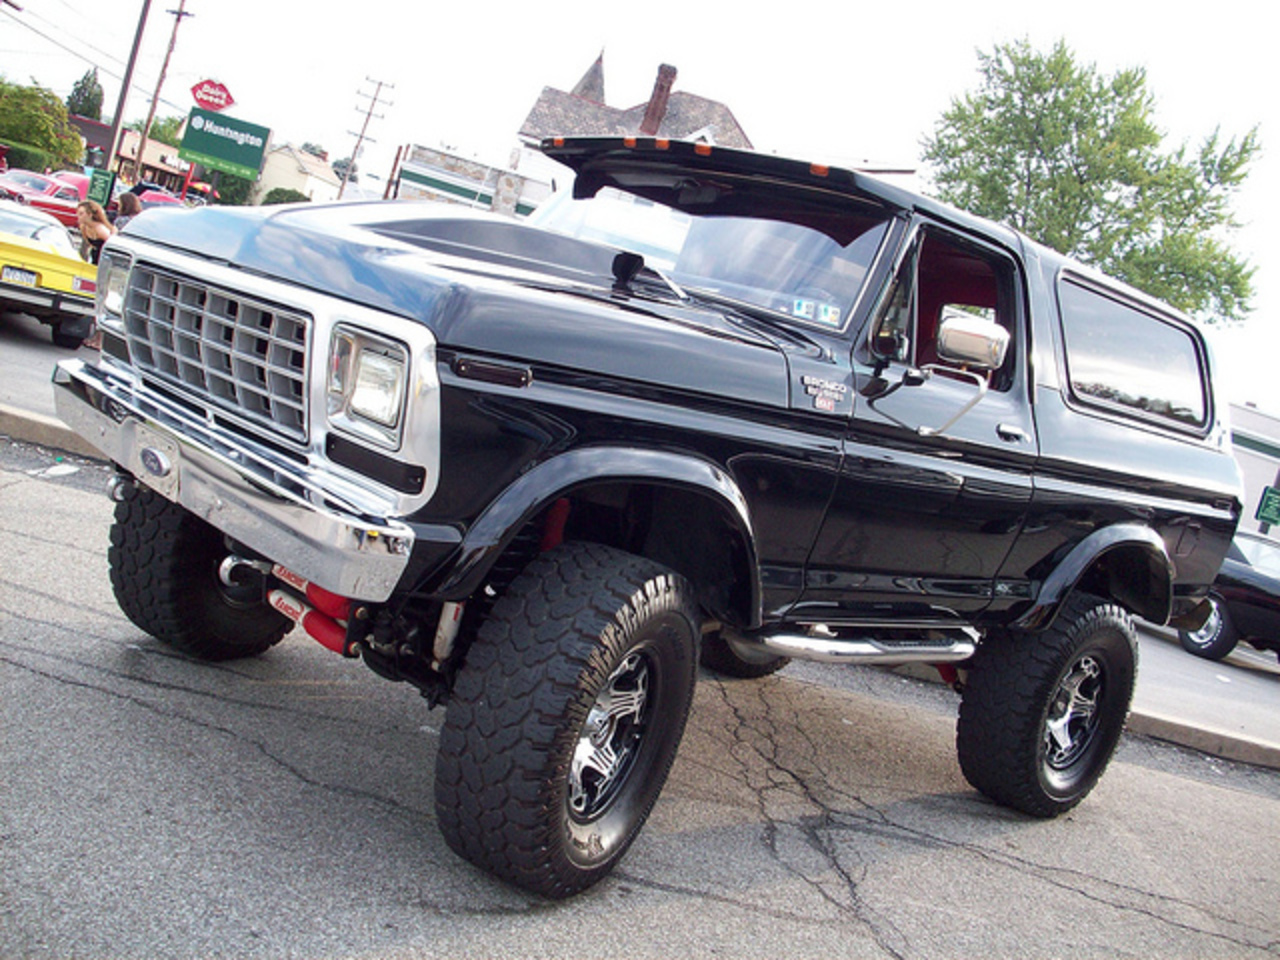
0 199 97 347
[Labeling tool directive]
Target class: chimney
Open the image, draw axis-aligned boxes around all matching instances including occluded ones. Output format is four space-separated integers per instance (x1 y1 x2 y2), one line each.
639 64 677 136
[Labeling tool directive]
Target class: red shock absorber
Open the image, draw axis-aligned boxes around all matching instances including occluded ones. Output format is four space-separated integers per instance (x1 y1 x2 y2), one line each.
541 497 571 551
268 565 357 657
272 565 353 622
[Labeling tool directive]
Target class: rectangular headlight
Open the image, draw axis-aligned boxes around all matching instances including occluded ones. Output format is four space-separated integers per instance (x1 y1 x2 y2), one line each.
98 253 130 318
327 326 408 447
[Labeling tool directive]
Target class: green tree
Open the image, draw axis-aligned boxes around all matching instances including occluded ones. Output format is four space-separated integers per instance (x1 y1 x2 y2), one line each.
921 39 1258 321
212 172 254 206
262 187 310 205
299 142 327 158
332 156 357 184
66 68 104 120
0 78 82 167
127 114 184 148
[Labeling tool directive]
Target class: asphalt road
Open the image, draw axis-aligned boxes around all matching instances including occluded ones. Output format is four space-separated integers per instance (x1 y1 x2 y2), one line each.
2 442 1278 959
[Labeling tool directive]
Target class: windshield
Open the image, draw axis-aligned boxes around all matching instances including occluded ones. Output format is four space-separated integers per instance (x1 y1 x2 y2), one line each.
532 186 891 331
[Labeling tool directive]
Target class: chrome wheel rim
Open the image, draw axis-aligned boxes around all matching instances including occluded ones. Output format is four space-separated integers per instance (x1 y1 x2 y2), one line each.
1044 654 1103 770
1187 603 1222 647
569 652 650 820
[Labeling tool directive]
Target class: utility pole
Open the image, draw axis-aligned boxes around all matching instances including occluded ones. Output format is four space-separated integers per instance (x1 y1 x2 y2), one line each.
135 0 192 182
338 78 393 200
106 0 152 177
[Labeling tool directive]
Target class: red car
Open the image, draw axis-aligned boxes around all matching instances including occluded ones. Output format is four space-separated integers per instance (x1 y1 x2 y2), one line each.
0 170 82 228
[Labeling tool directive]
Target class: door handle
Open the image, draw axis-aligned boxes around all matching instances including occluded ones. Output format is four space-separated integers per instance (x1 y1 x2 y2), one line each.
997 423 1031 443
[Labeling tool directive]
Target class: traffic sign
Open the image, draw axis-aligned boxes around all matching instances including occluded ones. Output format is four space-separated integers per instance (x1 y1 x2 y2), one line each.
1257 485 1280 526
191 79 235 112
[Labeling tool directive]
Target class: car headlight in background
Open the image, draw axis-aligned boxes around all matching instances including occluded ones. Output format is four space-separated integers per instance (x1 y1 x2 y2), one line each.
327 325 408 448
97 252 130 322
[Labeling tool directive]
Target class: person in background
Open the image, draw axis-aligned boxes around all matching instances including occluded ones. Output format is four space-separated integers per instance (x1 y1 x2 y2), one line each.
113 192 143 231
76 200 115 349
76 200 114 265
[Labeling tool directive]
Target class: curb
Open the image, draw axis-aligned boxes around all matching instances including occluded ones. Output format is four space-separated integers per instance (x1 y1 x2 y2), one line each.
0 401 104 461
1124 710 1280 771
889 662 1280 773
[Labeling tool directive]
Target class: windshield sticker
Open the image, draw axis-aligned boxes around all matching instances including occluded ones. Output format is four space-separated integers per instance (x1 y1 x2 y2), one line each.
792 298 816 319
817 304 843 326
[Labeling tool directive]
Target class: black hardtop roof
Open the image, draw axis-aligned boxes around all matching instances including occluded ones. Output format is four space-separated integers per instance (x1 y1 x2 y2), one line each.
540 137 1199 325
540 135 1026 250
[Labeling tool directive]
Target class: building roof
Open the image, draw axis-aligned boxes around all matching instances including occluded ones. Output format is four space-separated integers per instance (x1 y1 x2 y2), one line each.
269 144 341 186
518 58 752 150
570 52 606 104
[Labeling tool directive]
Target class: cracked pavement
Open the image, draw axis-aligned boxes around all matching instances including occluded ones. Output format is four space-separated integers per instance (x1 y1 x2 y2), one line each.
2 446 1279 959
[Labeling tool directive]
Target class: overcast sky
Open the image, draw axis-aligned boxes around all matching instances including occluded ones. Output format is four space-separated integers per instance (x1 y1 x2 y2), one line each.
4 0 1277 412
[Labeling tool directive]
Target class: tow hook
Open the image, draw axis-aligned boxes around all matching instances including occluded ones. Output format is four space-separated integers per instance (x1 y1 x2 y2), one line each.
107 473 137 502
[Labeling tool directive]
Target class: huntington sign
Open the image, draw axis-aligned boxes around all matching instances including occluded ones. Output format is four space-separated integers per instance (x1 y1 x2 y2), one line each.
179 108 270 180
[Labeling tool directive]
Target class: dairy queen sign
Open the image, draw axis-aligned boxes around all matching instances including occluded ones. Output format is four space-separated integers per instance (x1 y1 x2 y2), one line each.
191 79 234 112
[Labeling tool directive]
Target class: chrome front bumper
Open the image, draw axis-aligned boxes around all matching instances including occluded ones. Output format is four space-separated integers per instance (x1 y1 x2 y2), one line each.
53 358 417 602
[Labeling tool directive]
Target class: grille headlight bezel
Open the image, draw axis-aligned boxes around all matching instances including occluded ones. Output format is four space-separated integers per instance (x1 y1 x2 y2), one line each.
327 325 409 449
97 252 131 328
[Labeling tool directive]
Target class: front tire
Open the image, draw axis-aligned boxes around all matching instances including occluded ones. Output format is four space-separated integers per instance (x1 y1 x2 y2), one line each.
957 593 1137 817
1178 596 1238 660
434 541 699 898
109 483 290 660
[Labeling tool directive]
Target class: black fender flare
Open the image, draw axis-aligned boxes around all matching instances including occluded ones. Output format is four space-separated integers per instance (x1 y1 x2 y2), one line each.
431 445 762 623
1013 523 1173 631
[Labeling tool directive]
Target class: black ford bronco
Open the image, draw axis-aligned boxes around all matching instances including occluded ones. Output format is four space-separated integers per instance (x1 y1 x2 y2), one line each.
54 137 1241 898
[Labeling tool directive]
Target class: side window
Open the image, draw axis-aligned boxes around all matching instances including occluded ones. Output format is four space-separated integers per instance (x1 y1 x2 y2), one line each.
870 226 1019 391
1057 277 1207 429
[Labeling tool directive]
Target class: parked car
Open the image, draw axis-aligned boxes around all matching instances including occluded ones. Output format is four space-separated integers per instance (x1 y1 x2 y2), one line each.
1179 530 1280 663
0 200 96 346
0 170 82 228
51 170 91 200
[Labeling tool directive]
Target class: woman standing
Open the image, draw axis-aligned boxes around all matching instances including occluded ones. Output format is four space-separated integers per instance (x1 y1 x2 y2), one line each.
113 192 143 231
76 200 114 265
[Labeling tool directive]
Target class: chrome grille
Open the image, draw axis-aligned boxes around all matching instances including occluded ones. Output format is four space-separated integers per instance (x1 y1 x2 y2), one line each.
123 265 310 442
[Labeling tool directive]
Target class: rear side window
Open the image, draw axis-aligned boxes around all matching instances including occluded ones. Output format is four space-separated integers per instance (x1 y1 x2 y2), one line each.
1057 277 1207 429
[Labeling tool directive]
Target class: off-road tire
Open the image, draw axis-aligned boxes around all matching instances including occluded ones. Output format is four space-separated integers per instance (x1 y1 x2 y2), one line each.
51 324 85 349
109 483 290 660
1178 596 1238 661
700 626 789 678
957 593 1137 818
434 541 699 899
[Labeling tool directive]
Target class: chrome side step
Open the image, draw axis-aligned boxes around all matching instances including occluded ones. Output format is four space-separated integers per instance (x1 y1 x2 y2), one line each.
730 626 978 665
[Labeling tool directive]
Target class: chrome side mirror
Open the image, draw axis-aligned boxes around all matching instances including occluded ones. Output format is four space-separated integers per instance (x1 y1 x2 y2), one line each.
936 307 1010 370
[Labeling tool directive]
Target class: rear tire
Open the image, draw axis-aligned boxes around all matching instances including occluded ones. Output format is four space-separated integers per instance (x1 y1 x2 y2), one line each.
957 593 1137 817
109 484 290 660
434 541 699 898
1178 596 1238 661
51 324 86 348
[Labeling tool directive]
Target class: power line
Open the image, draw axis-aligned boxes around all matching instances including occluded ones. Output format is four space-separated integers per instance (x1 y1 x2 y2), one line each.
0 5 186 116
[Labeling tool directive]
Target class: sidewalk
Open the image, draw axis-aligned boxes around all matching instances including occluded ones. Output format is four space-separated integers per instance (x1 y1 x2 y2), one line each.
3 379 1278 774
